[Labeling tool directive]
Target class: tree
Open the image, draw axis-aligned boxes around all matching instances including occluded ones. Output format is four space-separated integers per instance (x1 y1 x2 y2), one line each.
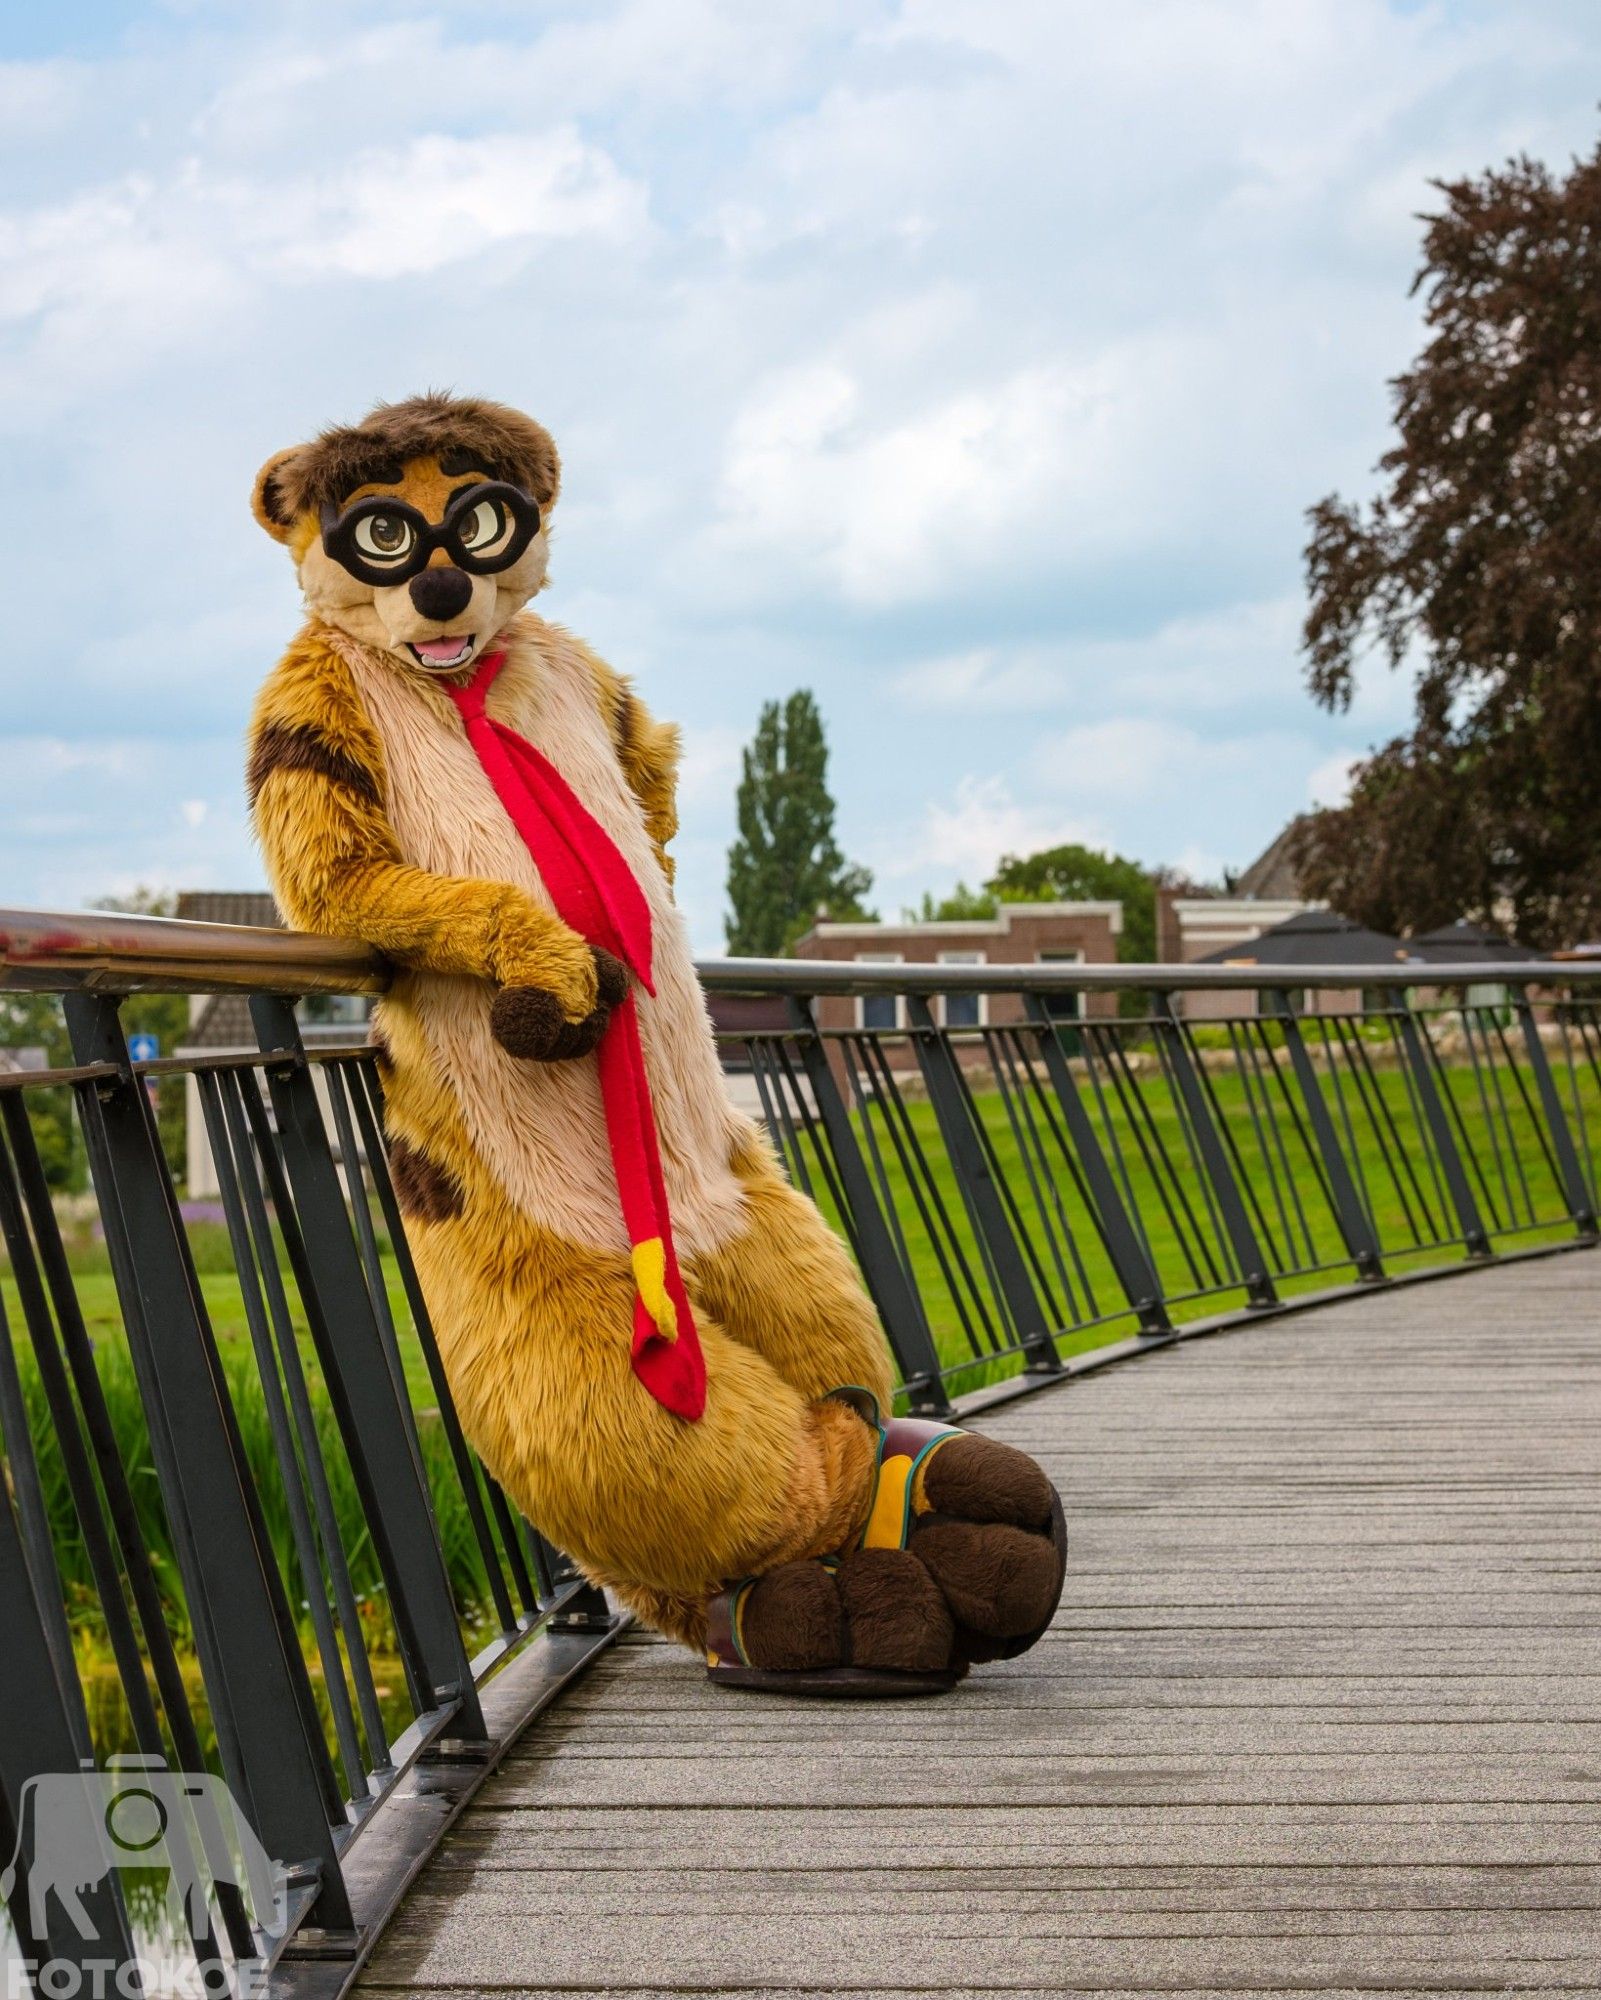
725 691 875 954
988 844 1160 966
0 991 80 1188
1297 139 1601 948
903 882 998 922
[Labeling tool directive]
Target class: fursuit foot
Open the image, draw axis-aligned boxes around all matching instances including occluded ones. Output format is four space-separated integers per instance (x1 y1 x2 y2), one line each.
705 1394 1066 1696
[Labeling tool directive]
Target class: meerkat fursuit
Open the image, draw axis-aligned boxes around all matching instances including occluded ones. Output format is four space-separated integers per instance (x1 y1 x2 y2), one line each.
246 391 1066 1693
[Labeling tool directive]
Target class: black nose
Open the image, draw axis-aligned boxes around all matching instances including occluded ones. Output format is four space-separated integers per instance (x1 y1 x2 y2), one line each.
409 566 473 622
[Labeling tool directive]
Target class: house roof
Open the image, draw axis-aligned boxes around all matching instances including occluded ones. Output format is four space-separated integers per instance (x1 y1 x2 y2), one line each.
1407 920 1527 962
1196 908 1414 967
174 891 280 1049
1234 818 1310 900
174 891 280 927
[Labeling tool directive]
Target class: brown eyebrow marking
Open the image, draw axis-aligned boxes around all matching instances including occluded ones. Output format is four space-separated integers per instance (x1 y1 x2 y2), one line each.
439 447 498 478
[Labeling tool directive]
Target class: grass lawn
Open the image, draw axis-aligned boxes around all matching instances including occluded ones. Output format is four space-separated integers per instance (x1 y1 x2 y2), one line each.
776 1027 1598 1394
9 1029 1596 1407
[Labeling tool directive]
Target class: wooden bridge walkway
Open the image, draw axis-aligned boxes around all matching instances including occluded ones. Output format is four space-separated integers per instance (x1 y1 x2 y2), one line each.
359 1252 1600 1998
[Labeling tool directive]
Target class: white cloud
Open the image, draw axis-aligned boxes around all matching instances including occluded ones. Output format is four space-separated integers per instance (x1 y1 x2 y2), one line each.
892 646 1062 711
877 774 1104 886
0 0 1595 924
277 130 648 280
1307 751 1359 809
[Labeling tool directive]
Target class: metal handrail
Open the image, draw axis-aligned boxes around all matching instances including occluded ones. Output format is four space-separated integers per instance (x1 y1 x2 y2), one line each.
3 903 1597 997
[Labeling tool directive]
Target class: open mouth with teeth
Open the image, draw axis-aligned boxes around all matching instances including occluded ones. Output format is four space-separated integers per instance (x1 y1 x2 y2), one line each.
407 634 477 670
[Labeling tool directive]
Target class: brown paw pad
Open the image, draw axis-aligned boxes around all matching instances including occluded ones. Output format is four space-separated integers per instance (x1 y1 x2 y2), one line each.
740 1561 844 1671
491 986 610 1062
548 1007 610 1060
836 1548 954 1672
592 946 631 1008
921 1433 1055 1531
912 1518 1062 1639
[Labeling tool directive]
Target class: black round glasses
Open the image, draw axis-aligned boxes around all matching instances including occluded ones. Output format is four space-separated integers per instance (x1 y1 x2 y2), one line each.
320 481 541 588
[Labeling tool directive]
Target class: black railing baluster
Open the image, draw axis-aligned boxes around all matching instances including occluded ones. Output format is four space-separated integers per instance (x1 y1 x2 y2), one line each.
905 995 1061 1374
1514 987 1597 1234
0 1097 255 1967
344 1057 534 1632
224 1069 397 1776
1264 992 1385 1282
854 1030 1002 1366
783 996 952 1416
248 997 486 1741
1392 997 1492 1258
1024 994 1171 1334
0 1482 143 1994
1153 997 1277 1307
196 1069 373 1805
62 993 352 1936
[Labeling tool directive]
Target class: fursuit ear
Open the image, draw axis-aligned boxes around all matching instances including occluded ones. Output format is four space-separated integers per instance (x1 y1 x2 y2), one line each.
251 447 306 544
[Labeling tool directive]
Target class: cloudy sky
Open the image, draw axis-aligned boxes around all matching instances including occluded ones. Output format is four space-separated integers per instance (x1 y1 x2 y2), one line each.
4 0 1599 947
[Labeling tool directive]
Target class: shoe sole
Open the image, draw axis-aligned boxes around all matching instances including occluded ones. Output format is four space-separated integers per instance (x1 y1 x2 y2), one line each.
706 1663 960 1697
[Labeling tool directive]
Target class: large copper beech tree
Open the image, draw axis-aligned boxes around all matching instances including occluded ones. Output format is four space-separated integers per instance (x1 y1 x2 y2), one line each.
1297 139 1601 949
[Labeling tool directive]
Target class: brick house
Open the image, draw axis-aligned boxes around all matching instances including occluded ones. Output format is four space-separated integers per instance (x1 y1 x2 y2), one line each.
1157 821 1315 1020
790 903 1122 1072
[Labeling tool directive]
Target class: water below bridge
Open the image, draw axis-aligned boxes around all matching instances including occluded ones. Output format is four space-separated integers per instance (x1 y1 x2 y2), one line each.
358 1251 1600 1998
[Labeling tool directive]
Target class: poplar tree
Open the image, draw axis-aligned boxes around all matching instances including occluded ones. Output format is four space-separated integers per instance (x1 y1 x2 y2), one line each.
725 690 874 954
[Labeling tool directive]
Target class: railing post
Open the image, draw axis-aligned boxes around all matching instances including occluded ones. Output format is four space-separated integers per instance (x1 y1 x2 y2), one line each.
784 996 953 1417
61 992 351 1934
249 996 487 1739
1262 990 1386 1282
905 995 1062 1374
1022 993 1172 1334
1392 996 1492 1258
1512 985 1598 1236
0 1483 143 1997
1153 996 1278 1308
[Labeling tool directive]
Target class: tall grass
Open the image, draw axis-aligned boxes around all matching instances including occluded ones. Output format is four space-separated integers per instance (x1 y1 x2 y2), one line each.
11 1284 512 1759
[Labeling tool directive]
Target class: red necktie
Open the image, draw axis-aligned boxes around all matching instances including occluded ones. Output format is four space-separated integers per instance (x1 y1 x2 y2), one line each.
445 652 706 1422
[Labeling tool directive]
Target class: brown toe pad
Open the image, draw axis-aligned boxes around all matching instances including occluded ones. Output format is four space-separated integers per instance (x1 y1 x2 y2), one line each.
837 1547 955 1672
739 1561 844 1671
921 1433 1055 1531
912 1518 1063 1639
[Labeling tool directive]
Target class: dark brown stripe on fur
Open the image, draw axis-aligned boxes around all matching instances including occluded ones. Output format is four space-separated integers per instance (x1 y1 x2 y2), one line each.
247 721 381 810
614 690 639 763
368 1022 394 1075
387 1137 464 1223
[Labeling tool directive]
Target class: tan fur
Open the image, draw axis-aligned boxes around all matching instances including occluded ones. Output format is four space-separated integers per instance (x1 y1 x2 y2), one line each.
248 398 899 1652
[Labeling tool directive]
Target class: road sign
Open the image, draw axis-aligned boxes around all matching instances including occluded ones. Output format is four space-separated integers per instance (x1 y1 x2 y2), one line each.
127 1034 160 1064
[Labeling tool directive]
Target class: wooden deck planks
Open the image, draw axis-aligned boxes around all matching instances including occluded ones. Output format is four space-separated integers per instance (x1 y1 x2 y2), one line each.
360 1251 1601 1996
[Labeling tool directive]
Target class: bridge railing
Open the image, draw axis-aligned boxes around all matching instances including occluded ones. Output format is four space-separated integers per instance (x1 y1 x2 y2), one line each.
0 906 1597 1998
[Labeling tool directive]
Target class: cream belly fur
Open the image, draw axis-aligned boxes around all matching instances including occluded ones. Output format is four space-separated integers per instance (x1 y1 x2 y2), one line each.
329 614 753 1259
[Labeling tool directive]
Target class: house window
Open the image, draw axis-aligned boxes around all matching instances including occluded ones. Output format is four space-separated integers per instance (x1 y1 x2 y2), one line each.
938 951 987 1029
855 953 904 1031
1036 949 1084 1021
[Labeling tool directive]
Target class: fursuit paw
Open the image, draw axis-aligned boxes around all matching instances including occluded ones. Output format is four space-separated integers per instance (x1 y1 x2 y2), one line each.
490 946 630 1062
705 1554 961 1697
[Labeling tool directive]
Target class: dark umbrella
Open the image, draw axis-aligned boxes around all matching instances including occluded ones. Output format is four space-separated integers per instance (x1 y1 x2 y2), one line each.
1407 919 1526 963
1196 908 1416 967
